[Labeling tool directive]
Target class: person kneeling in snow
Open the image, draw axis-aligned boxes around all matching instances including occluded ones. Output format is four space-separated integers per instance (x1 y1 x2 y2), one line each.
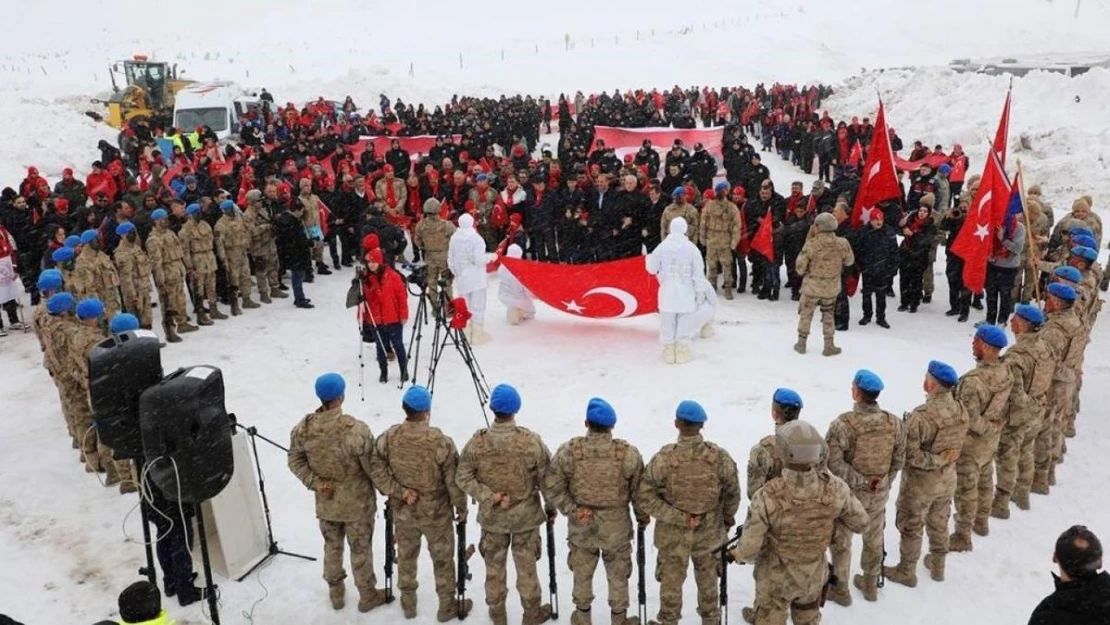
647 217 708 364
497 244 536 325
448 214 490 344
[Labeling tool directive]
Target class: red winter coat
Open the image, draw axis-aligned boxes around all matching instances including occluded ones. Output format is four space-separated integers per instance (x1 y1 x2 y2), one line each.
86 171 118 200
360 267 409 326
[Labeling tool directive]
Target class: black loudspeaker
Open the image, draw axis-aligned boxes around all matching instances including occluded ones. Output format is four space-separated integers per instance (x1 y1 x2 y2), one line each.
88 330 164 459
140 365 234 503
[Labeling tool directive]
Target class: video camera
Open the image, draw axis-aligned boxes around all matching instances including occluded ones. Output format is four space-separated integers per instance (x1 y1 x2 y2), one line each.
403 261 428 287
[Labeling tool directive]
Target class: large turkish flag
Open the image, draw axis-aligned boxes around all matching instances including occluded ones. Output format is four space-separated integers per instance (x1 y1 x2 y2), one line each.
500 256 658 318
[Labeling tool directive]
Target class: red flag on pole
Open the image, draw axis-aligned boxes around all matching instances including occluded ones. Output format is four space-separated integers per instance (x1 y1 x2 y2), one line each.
318 198 332 238
993 88 1012 167
848 139 863 167
950 150 1012 293
750 210 775 261
851 100 901 228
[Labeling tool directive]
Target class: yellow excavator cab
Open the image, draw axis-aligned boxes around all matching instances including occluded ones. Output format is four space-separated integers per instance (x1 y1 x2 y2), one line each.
103 55 194 128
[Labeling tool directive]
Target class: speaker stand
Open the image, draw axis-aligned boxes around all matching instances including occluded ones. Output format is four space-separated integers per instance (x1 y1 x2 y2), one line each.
137 496 159 588
229 415 316 582
195 503 221 625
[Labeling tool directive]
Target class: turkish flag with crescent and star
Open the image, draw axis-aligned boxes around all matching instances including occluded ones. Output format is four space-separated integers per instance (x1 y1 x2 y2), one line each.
499 256 658 318
950 149 1012 293
851 99 901 228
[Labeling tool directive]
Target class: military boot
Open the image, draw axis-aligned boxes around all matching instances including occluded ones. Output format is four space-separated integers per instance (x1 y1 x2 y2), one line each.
401 590 417 619
489 603 508 625
990 490 1011 519
924 554 946 581
328 583 345 610
83 451 102 474
853 574 878 602
1013 489 1031 510
209 300 229 320
723 287 734 300
973 517 989 537
358 588 389 613
270 287 288 298
611 609 637 625
196 309 214 326
793 334 807 354
229 292 243 316
178 319 199 333
164 321 182 343
438 598 472 622
119 480 139 495
741 607 755 624
883 563 917 588
948 532 973 552
826 581 852 606
570 607 591 625
523 604 553 625
104 462 121 487
242 293 261 309
1047 464 1057 486
260 292 273 304
822 337 841 356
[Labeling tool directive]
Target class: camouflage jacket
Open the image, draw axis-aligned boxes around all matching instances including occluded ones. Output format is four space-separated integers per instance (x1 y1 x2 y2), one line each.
287 406 378 522
456 419 552 534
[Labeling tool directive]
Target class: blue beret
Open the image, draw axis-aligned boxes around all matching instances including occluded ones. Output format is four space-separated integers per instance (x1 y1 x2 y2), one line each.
151 208 168 221
402 385 432 412
1014 303 1045 326
64 235 81 248
1054 265 1082 283
1070 227 1094 239
476 173 488 182
671 187 686 198
853 369 884 394
52 247 74 263
185 203 201 215
1072 235 1097 250
37 269 63 292
184 175 198 185
975 325 1008 349
219 199 235 211
109 312 140 334
314 372 346 402
927 360 959 387
490 384 522 414
676 400 707 424
46 292 75 314
1047 282 1077 303
75 297 105 320
586 398 617 427
116 222 136 236
1071 246 1098 263
714 181 730 193
772 388 803 409
80 229 99 244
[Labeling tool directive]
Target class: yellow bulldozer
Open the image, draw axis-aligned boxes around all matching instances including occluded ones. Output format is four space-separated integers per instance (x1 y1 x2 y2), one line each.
99 55 195 128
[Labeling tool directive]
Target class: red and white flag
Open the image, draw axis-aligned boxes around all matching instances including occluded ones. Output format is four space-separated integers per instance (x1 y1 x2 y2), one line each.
499 256 658 318
993 88 1012 167
848 139 863 167
950 149 1012 293
851 100 901 228
318 198 332 238
750 210 775 261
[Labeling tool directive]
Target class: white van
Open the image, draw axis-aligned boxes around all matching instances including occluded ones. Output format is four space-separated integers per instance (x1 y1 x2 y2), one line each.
173 81 262 142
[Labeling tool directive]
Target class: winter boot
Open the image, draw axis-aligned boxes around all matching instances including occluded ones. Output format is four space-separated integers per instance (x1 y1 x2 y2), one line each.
178 318 199 333
853 574 878 602
328 583 345 610
876 317 890 329
922 293 932 304
358 588 389 613
924 554 946 581
523 604 554 625
770 288 780 301
1031 472 1050 495
379 364 388 384
975 516 990 537
859 315 871 326
209 300 228 320
438 598 473 622
242 294 261 309
570 607 591 625
611 610 638 625
104 462 121 487
196 309 214 326
271 287 289 298
990 490 1011 520
230 292 243 316
741 607 755 624
822 338 842 357
164 321 182 343
700 322 715 338
1013 489 1031 511
948 532 973 553
793 335 807 354
825 581 852 606
401 591 417 619
508 308 525 325
971 294 983 310
883 563 918 588
1048 463 1057 486
723 287 734 300
400 362 409 383
662 344 677 364
317 263 333 276
83 451 102 474
119 480 139 495
472 323 491 345
489 603 508 625
260 292 272 304
675 343 694 364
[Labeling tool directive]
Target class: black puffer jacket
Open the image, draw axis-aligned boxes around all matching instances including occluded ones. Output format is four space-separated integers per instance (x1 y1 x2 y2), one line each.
1028 571 1110 625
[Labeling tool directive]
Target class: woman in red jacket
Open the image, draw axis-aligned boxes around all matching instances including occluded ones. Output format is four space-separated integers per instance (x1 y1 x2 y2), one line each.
359 248 409 383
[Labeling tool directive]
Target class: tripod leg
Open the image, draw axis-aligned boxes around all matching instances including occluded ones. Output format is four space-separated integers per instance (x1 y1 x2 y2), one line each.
195 504 221 624
138 498 158 588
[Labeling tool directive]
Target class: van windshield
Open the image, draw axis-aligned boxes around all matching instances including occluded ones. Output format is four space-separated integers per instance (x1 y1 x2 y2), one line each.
175 108 228 132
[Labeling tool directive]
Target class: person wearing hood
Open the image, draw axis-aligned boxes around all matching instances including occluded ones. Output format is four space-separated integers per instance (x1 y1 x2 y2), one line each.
448 213 491 344
646 218 710 364
497 244 536 325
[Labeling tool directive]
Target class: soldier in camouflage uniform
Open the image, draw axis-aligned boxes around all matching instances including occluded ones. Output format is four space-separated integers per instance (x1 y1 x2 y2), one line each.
950 325 1014 552
71 230 115 309
370 385 471 621
698 182 742 299
243 189 286 303
456 384 555 625
287 373 389 613
546 398 646 625
659 188 699 243
747 388 806 499
179 203 224 324
1033 284 1087 494
113 222 153 329
729 421 869 625
794 213 855 356
992 305 1055 518
413 198 457 307
146 209 197 343
826 370 906 604
214 200 260 315
36 281 79 449
885 361 968 588
639 400 740 625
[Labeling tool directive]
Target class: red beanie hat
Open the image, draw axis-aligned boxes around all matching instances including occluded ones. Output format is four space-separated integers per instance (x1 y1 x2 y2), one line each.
362 233 380 251
367 248 384 264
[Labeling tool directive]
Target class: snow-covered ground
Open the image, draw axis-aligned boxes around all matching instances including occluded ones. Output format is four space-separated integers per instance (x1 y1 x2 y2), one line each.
3 1 1110 624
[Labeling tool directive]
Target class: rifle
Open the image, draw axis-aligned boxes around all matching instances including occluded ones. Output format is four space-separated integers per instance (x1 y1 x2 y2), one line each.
545 516 559 620
878 544 886 589
383 501 396 603
456 519 475 620
715 526 742 625
819 562 837 608
636 524 647 625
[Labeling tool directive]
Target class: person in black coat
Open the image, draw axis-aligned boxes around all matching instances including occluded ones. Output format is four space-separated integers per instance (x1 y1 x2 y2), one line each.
896 205 936 313
744 182 786 299
854 210 898 327
0 194 44 304
688 143 717 192
940 198 972 320
741 153 771 200
633 140 661 179
830 165 861 209
642 184 668 253
523 175 558 261
608 176 650 259
384 139 411 178
1029 525 1110 625
275 199 313 308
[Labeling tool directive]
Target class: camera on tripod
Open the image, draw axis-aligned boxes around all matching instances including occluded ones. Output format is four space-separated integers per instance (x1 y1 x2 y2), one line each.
406 263 428 287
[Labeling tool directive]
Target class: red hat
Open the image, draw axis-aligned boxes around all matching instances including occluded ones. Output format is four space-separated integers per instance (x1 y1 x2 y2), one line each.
27 166 38 176
459 151 469 161
367 248 384 264
702 188 714 200
62 167 74 178
464 200 476 213
509 213 523 225
362 233 380 251
383 164 395 174
732 186 746 199
54 197 69 213
623 154 634 163
512 145 526 158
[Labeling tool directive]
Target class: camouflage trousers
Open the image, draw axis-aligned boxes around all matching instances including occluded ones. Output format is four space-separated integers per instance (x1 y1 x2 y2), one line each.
831 486 890 581
224 253 252 293
396 517 456 604
479 528 542 610
922 241 939 297
319 515 377 592
1035 378 1076 483
705 245 735 290
157 279 188 326
53 376 79 448
99 287 122 320
62 377 130 478
250 254 274 300
568 541 632 614
797 295 835 340
124 289 153 328
995 422 1036 500
895 467 956 564
954 432 1002 536
752 559 825 625
193 270 217 304
1015 414 1044 498
653 523 722 625
424 254 452 305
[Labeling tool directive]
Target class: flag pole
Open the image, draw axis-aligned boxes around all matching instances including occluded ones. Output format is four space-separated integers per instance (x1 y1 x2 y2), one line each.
1015 158 1042 304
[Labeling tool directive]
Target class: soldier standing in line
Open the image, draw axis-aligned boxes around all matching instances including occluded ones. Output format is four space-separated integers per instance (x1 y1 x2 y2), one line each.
413 198 456 309
950 325 1014 552
370 385 472 621
659 187 699 243
825 370 906 604
287 373 389 613
545 398 646 625
698 182 742 300
885 361 968 588
794 212 854 356
992 305 1055 518
146 209 198 342
214 199 260 315
456 384 555 625
729 421 869 625
242 189 286 303
179 203 225 324
747 388 806 499
70 229 104 300
113 222 153 329
40 289 81 452
639 400 741 625
1033 283 1086 494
